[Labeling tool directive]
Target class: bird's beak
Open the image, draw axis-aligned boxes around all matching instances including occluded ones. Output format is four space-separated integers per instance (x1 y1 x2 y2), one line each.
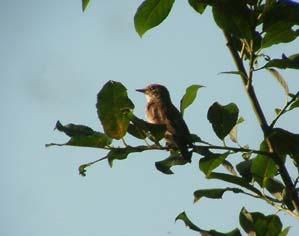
136 88 146 93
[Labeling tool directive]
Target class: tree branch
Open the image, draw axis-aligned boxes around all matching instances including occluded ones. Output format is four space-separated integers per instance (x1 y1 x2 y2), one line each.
223 31 299 214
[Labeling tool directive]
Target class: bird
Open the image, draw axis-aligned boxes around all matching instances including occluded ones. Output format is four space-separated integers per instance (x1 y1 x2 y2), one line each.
136 84 193 162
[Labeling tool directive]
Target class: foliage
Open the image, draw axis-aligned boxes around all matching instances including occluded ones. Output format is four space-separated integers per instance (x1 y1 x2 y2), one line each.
48 0 299 234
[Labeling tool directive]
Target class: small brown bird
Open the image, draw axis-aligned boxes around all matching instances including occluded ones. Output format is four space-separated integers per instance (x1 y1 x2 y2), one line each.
136 84 193 162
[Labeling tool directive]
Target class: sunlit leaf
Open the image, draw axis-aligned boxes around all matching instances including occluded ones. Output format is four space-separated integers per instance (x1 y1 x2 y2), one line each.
207 102 239 140
134 0 175 37
229 117 244 144
96 81 134 140
180 84 204 115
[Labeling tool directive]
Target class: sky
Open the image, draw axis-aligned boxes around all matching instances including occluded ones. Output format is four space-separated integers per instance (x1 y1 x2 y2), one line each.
1 0 299 235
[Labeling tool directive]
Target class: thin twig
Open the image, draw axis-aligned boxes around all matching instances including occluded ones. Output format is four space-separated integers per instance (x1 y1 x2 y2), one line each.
269 95 298 129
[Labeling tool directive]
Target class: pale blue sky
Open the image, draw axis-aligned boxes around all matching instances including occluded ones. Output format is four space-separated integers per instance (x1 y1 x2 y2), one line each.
1 1 299 235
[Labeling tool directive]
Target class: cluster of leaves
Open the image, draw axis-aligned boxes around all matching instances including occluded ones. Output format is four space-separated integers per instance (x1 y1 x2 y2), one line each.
50 0 299 234
49 79 299 234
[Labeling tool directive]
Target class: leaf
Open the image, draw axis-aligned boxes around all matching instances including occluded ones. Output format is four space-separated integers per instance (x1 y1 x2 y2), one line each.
176 212 241 236
175 212 203 233
82 0 90 12
107 146 145 167
289 99 299 111
199 152 230 176
96 81 134 140
264 178 284 201
55 120 94 137
267 68 289 96
261 0 299 33
155 152 188 175
265 53 299 70
129 113 166 142
279 226 291 236
251 141 277 187
236 160 253 182
269 128 299 163
208 172 262 196
210 0 253 39
180 84 204 115
239 207 283 236
127 123 147 139
261 23 299 49
188 0 207 14
50 121 112 148
194 187 243 203
207 102 239 140
134 0 175 37
229 117 244 144
222 160 237 176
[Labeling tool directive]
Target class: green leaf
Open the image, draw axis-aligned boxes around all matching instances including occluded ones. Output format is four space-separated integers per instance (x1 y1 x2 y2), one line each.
134 0 175 37
155 152 188 174
129 113 166 142
180 84 204 115
82 0 90 12
264 178 284 201
96 81 134 140
127 123 147 139
176 212 241 236
188 0 207 14
289 99 299 111
239 207 283 236
261 23 299 49
199 152 230 176
207 102 239 140
208 172 262 196
279 226 291 236
251 141 277 187
265 54 299 70
50 121 112 148
107 146 144 167
269 128 299 163
194 187 242 202
236 160 253 182
210 0 253 39
55 120 94 137
175 212 203 232
267 68 289 96
262 0 299 33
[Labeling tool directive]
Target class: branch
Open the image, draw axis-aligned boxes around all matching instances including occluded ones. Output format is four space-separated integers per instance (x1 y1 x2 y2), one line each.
223 31 299 214
269 95 298 129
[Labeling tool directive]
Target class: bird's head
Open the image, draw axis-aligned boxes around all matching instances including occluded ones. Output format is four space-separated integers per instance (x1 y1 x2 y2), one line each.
136 84 171 102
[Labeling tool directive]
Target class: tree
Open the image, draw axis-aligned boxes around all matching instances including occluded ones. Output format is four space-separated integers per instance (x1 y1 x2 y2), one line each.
47 0 299 235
